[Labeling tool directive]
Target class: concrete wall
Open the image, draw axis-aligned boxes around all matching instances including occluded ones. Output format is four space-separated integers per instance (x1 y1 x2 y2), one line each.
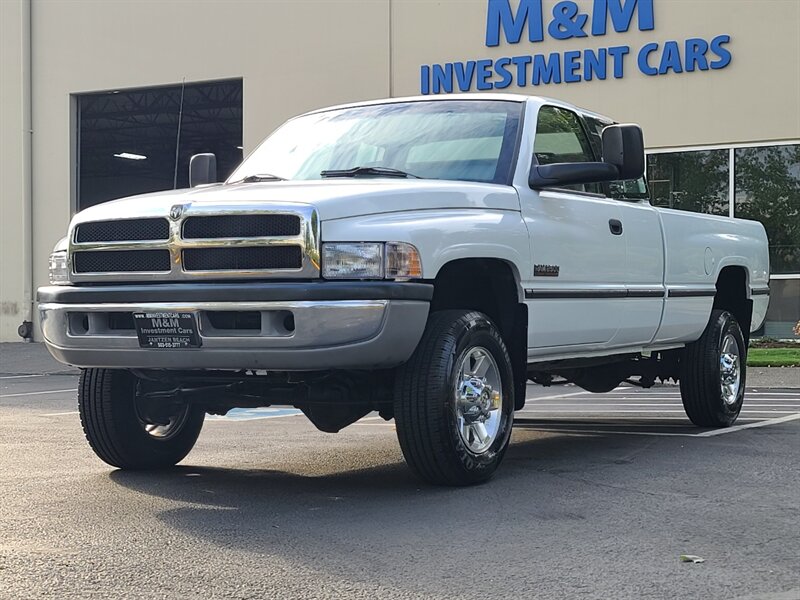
1 0 799 341
0 0 28 341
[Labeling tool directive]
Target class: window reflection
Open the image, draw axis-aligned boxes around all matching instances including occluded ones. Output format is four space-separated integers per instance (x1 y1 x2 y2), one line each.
647 150 729 216
735 145 800 275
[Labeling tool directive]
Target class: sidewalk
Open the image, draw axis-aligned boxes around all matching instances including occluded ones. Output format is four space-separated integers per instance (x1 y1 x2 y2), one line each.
1 342 797 388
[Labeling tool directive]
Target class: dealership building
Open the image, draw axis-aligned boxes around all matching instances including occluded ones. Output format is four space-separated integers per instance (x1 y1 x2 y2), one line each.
1 0 798 342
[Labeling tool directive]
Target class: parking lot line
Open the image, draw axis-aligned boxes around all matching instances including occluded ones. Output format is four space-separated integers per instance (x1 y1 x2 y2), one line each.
0 374 47 380
695 413 800 436
1 389 75 398
519 403 800 408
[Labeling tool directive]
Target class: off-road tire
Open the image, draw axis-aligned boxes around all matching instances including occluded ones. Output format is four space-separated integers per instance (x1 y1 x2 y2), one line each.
394 310 515 486
78 368 205 469
680 309 747 427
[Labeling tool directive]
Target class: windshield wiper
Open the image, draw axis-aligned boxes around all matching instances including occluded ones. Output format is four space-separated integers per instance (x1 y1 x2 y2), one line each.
232 173 287 183
320 166 421 179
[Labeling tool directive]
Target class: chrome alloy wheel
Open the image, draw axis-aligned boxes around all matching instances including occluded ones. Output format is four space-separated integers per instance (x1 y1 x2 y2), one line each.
455 346 503 454
719 333 742 406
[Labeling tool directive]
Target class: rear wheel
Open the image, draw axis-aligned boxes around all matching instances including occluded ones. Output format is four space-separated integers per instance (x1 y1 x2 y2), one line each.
680 309 747 427
394 310 515 486
78 368 205 469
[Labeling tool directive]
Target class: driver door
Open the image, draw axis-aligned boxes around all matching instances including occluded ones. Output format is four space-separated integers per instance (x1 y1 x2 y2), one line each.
519 105 626 352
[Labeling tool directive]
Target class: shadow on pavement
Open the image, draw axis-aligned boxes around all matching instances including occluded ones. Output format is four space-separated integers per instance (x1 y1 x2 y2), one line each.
101 429 798 597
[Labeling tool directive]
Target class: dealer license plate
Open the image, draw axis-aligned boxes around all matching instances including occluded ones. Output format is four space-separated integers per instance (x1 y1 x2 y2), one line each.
133 312 201 349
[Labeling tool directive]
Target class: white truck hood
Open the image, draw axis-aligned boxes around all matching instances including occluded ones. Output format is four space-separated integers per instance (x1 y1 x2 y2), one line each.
75 179 521 223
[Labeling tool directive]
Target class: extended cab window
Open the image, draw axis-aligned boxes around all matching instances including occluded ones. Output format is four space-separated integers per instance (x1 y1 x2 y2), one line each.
534 105 600 194
584 115 650 201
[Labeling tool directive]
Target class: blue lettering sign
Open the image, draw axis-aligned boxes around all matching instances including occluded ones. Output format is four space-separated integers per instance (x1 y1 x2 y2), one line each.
420 1 732 94
684 38 710 72
494 57 514 88
532 53 562 84
583 48 608 80
710 35 732 69
548 2 589 40
486 0 544 46
591 0 654 36
637 42 659 75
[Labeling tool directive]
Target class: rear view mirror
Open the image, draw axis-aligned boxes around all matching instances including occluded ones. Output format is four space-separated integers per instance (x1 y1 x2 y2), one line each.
189 153 217 187
602 124 645 180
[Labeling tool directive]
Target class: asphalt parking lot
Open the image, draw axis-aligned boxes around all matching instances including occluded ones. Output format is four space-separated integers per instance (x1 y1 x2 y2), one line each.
1 344 798 599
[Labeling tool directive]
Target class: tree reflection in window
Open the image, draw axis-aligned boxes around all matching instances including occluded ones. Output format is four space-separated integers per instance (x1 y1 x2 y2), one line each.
735 145 800 274
647 150 729 216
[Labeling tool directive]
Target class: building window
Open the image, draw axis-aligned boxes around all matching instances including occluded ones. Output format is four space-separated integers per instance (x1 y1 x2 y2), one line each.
77 79 243 210
761 279 800 340
734 144 800 275
647 149 729 216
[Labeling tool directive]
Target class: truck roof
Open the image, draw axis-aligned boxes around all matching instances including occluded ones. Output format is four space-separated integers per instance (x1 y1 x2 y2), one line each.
300 93 612 123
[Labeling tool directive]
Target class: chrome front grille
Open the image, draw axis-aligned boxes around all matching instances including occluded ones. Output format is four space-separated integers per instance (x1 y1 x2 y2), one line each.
182 214 301 239
73 249 172 273
75 218 170 243
182 246 303 271
68 203 319 282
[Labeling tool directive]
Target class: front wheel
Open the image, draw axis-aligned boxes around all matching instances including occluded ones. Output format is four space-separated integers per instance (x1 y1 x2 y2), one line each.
394 310 515 486
680 309 747 427
78 368 205 469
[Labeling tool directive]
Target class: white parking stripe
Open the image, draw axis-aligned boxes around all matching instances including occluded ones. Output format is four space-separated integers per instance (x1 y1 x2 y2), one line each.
695 413 800 436
0 374 47 380
205 412 303 422
40 411 79 417
521 403 800 408
1 389 75 398
518 427 698 438
524 391 603 401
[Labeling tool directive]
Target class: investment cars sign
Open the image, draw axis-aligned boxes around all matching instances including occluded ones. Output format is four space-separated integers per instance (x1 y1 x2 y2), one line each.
420 0 732 94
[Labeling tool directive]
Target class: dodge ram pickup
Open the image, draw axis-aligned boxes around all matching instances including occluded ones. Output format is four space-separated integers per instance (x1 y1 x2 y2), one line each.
38 94 770 486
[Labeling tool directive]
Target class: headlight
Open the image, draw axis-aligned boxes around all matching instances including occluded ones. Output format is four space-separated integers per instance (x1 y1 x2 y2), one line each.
322 243 384 279
322 242 422 280
49 250 70 285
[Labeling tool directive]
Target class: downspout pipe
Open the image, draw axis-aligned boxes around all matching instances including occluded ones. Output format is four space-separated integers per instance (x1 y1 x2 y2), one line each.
18 0 34 341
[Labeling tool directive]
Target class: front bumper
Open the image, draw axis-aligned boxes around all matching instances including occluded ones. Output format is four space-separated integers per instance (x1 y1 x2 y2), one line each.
37 282 432 371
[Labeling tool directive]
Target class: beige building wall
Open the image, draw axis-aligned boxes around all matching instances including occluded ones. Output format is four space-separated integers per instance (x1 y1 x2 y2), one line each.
0 0 29 341
1 0 799 341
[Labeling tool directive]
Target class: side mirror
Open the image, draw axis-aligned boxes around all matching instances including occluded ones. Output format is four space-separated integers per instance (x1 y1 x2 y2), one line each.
528 123 646 190
602 124 645 180
189 153 217 187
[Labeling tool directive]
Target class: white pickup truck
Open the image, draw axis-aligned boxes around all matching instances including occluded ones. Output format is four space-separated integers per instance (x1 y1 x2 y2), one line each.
38 94 770 485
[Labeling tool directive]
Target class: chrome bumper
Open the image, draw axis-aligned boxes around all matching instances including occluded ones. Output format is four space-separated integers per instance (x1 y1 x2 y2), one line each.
39 290 430 371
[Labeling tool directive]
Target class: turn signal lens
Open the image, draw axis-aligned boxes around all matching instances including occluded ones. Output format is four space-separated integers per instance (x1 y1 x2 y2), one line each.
385 242 422 280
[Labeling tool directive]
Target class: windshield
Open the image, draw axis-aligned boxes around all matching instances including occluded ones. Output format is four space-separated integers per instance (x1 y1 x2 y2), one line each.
228 100 524 185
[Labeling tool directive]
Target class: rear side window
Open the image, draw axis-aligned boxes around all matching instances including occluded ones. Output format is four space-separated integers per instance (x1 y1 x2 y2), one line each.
534 106 599 193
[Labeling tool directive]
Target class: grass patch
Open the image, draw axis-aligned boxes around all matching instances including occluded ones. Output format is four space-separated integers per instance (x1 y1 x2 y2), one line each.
747 348 800 367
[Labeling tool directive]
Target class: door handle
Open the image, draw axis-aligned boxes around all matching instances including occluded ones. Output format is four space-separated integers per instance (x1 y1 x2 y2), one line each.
609 219 623 235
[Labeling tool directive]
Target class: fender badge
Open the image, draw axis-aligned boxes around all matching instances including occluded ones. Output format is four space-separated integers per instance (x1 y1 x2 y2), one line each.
169 204 186 220
534 264 560 277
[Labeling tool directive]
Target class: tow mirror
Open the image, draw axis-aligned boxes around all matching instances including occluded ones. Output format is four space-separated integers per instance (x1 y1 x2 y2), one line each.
189 153 217 187
602 124 645 180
